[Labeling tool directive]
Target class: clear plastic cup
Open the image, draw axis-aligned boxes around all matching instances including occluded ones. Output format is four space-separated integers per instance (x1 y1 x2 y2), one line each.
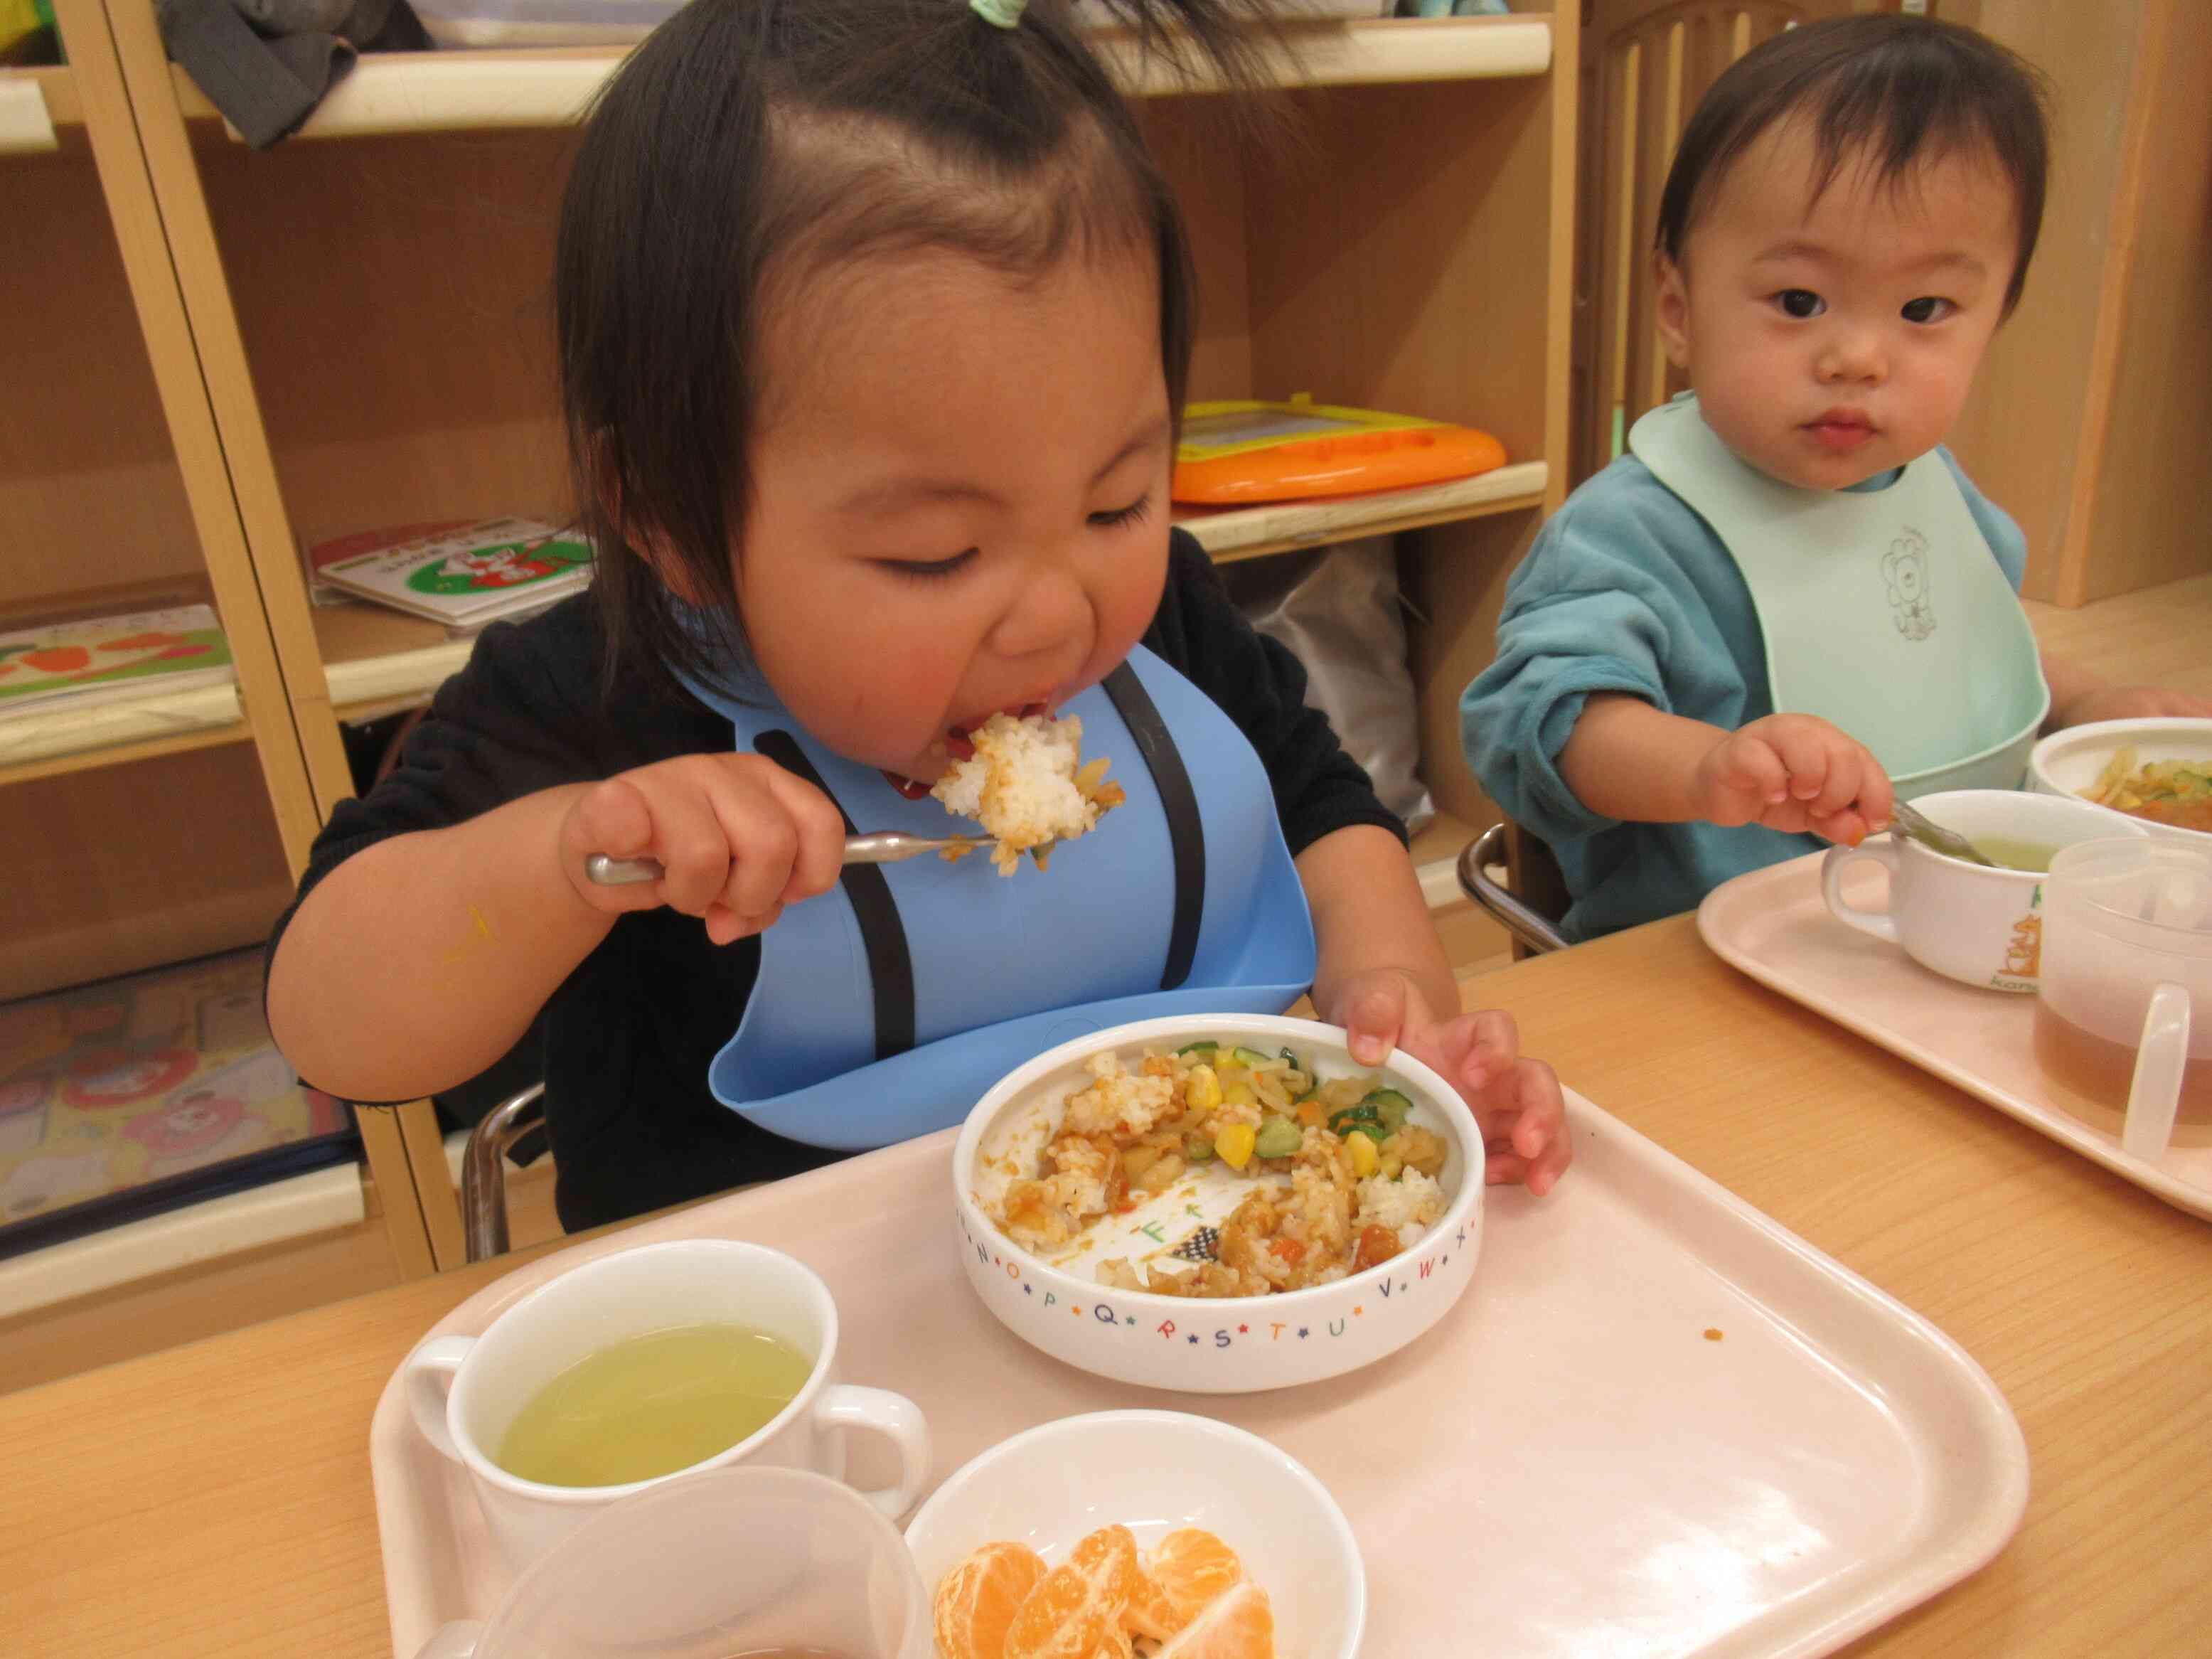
2034 837 2212 1160
415 1464 931 1659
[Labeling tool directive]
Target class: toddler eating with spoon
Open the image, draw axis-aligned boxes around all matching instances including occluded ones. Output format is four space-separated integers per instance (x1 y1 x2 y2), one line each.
1462 16 2212 942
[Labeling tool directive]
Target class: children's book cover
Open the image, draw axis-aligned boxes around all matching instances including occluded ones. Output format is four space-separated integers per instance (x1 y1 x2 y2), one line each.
301 518 474 606
311 517 594 626
0 950 359 1258
0 605 234 718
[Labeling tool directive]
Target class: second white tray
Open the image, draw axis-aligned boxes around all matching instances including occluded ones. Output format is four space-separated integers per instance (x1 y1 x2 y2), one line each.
372 1091 2027 1659
1699 852 2212 1220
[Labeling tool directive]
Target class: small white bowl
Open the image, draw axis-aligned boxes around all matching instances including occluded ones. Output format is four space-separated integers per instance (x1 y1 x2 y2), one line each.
903 1409 1365 1659
2029 717 2212 846
953 1014 1483 1394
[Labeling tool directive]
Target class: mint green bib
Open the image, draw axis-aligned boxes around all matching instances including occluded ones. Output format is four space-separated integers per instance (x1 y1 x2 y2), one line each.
1629 395 2047 798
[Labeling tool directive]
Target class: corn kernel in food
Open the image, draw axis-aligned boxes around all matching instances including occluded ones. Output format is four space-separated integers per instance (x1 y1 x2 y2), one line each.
1214 1123 1257 1170
1346 1130 1379 1178
1185 1064 1222 1113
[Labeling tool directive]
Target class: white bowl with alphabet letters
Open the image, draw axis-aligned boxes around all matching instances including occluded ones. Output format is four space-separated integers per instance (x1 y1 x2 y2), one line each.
952 1015 1484 1393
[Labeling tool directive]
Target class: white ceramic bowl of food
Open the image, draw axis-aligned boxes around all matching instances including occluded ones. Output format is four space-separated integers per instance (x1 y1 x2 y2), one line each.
953 1014 1483 1394
904 1409 1365 1659
2029 717 2212 845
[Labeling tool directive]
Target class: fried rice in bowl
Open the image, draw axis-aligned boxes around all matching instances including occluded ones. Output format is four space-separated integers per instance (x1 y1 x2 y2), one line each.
953 1015 1484 1393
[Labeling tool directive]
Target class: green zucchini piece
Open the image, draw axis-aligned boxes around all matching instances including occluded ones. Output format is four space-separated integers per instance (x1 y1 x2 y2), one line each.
1252 1117 1303 1160
1362 1087 1414 1132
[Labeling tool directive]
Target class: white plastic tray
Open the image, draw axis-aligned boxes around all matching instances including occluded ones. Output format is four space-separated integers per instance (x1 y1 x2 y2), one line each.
371 1091 2027 1659
1699 852 2212 1221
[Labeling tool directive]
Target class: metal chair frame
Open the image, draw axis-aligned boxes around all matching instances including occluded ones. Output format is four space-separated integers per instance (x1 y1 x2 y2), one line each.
462 1082 545 1264
1457 821 1570 956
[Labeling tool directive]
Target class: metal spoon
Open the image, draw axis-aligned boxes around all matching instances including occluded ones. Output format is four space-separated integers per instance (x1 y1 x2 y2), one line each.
1887 799 1999 868
585 831 1052 886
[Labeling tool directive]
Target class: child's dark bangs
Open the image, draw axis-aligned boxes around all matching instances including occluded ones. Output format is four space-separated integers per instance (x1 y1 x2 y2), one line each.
1798 61 2043 289
1659 20 2050 311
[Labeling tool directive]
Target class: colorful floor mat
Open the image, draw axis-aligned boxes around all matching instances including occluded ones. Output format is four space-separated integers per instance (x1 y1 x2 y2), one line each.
0 949 358 1259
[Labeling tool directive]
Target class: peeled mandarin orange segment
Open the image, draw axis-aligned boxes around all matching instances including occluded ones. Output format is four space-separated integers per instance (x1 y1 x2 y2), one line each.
1123 1528 1246 1641
934 1540 1050 1659
1149 1581 1276 1659
1004 1526 1143 1659
1004 1560 1103 1659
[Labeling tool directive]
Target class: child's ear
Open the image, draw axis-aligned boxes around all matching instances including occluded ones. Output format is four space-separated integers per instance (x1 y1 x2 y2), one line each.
1654 252 1693 370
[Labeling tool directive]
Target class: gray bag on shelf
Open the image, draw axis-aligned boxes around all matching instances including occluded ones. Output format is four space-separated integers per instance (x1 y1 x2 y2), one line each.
159 0 427 149
1220 536 1436 834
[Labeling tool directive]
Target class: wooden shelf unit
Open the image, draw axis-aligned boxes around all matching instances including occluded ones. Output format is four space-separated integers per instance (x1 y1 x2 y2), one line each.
0 3 445 1326
117 6 1575 835
0 34 306 965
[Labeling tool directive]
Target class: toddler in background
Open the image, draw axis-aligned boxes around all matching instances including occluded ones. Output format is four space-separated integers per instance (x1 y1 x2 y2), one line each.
1462 15 2211 942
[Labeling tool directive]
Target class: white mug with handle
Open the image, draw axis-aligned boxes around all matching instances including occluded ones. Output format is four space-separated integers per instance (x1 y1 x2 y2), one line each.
1821 789 2149 993
405 1237 930 1572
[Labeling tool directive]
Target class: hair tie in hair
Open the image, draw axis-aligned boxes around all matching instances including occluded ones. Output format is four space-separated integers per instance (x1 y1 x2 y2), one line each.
970 0 1025 28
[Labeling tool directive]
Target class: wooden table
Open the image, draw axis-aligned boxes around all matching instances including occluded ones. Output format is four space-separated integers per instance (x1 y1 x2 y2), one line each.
5 914 2208 1657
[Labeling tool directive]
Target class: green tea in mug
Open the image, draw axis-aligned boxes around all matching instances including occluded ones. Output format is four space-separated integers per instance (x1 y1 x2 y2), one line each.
1969 836 2060 874
497 1323 814 1487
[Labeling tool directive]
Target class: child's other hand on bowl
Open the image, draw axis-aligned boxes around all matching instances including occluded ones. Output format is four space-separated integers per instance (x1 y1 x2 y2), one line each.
1695 713 1893 847
1330 970 1571 1196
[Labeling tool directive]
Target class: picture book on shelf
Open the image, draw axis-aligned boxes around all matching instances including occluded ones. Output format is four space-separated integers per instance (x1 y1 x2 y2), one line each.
301 518 471 607
0 604 235 720
306 517 595 631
